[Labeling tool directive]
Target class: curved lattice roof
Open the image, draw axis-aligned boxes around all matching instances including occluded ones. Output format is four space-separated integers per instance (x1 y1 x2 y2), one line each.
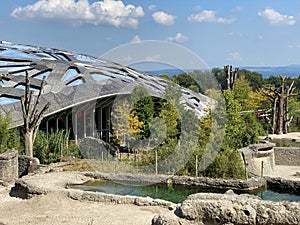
0 41 211 127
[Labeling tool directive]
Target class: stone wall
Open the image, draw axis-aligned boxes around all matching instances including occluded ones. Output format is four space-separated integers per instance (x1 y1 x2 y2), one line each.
238 143 275 177
274 147 300 166
0 150 18 185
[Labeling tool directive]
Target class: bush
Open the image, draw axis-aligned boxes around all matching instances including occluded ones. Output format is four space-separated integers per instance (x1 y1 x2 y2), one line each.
204 146 245 179
33 129 80 164
0 112 20 154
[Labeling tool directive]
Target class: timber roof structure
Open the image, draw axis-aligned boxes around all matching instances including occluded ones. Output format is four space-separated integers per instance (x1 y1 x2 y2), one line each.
0 41 211 128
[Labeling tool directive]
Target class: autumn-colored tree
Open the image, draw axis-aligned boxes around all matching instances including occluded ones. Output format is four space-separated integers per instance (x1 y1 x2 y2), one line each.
130 85 154 139
111 96 144 149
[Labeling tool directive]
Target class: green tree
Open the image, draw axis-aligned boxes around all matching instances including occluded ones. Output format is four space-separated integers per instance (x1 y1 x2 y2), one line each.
233 76 253 110
172 73 201 93
212 67 227 90
0 113 20 154
213 67 264 91
131 85 154 139
238 69 263 91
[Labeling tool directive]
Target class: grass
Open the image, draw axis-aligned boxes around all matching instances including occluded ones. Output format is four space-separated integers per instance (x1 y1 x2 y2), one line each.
62 158 146 174
62 160 95 172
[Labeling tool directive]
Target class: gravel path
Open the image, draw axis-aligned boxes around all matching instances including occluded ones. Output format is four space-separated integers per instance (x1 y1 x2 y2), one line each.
0 187 171 225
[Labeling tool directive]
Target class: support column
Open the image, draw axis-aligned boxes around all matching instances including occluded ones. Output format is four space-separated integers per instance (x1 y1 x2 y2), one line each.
74 112 78 144
83 110 86 138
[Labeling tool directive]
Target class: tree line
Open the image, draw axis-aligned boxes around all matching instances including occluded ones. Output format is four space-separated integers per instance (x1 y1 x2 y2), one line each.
1 67 299 179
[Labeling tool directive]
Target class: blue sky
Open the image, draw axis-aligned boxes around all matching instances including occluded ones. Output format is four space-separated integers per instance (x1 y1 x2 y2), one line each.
1 0 300 69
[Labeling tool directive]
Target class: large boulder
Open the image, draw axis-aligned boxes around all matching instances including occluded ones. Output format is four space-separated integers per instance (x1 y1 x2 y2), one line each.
153 190 300 225
0 150 18 186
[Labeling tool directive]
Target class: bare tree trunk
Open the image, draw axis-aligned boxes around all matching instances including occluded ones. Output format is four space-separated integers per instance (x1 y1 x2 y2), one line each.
277 95 285 134
271 98 277 134
263 75 297 135
276 76 286 134
284 100 289 134
24 131 34 157
284 81 296 134
224 65 238 91
21 71 50 157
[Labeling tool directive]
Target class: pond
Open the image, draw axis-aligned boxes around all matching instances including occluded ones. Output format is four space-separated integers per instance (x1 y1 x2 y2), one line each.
71 180 300 203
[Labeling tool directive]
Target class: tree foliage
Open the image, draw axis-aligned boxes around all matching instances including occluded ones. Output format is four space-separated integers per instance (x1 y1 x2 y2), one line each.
110 96 144 148
33 129 79 164
0 113 20 154
131 85 154 139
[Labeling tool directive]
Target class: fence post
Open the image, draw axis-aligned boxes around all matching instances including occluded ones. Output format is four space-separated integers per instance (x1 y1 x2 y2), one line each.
155 150 158 175
195 155 198 177
261 161 264 177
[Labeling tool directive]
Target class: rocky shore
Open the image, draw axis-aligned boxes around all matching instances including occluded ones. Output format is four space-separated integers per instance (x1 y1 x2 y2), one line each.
2 169 300 225
84 171 266 191
152 190 300 225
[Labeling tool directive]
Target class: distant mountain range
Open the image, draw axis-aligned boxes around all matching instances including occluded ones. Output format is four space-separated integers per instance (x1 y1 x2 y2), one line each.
145 65 300 78
145 68 194 77
241 65 300 78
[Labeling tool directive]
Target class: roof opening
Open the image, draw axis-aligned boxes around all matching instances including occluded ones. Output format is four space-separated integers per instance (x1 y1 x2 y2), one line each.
91 73 112 81
67 77 84 86
56 53 71 61
33 70 52 80
63 67 79 82
0 96 20 105
76 54 96 63
0 49 41 60
15 84 40 92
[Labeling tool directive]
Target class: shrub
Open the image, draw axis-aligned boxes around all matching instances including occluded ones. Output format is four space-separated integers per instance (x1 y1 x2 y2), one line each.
33 129 80 164
0 112 20 154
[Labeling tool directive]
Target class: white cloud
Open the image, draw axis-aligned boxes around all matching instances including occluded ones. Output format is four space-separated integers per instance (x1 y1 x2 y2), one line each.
188 10 235 24
152 11 175 26
167 33 188 43
145 54 161 61
148 4 156 11
258 8 295 26
131 35 141 43
228 32 243 37
231 6 243 13
11 0 144 29
288 44 300 49
227 51 242 61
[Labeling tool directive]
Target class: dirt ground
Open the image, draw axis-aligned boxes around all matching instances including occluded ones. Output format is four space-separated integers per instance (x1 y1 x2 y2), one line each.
264 132 300 140
0 187 171 225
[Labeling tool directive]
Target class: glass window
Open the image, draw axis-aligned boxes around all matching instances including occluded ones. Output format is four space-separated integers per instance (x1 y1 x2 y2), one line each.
91 73 112 81
63 68 79 81
76 55 96 63
0 65 32 73
67 78 84 86
15 84 40 92
0 49 41 60
34 71 51 80
0 96 20 105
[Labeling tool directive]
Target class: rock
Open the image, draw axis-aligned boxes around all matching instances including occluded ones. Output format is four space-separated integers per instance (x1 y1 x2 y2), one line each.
134 196 154 206
266 177 300 194
18 155 31 177
0 150 18 185
152 215 180 225
175 191 300 225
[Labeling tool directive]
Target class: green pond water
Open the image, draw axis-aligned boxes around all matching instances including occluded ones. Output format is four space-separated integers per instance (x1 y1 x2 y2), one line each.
71 180 300 203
